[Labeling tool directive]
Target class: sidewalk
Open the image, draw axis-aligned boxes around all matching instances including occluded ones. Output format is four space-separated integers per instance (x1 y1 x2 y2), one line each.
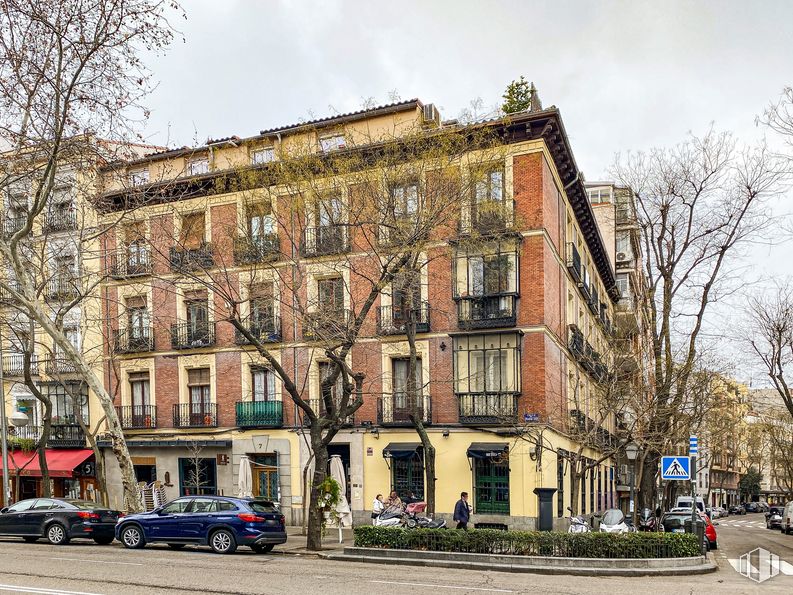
276 526 354 556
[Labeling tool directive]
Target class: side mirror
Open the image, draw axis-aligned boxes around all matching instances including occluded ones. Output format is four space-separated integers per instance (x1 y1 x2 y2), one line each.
714 522 720 526
0 507 7 514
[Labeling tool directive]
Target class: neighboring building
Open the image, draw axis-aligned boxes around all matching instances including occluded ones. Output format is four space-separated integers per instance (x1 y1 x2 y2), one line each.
747 388 792 504
42 97 625 528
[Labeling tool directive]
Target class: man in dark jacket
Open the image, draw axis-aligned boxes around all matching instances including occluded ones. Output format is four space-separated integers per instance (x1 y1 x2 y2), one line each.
453 492 470 529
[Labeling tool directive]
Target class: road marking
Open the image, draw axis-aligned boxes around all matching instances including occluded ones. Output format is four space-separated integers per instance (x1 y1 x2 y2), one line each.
370 580 513 593
0 584 105 595
50 557 143 566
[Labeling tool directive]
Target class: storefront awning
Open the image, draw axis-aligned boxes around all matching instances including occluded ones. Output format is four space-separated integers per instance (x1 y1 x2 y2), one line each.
4 449 93 478
466 442 509 460
382 442 422 460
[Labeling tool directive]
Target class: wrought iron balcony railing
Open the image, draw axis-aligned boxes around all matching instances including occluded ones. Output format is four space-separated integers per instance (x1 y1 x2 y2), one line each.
43 210 78 233
1 353 39 376
234 317 282 344
2 216 26 237
233 234 280 265
472 200 516 234
300 225 349 258
305 398 354 427
44 355 79 376
457 392 519 425
173 403 217 428
376 303 430 335
116 405 157 429
10 424 86 448
566 242 582 283
170 322 216 349
457 295 517 329
377 393 431 426
113 327 155 353
108 248 151 278
302 309 351 341
46 276 80 300
169 243 214 272
235 401 283 428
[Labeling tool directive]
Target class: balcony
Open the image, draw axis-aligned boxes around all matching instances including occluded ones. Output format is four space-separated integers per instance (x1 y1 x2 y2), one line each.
458 393 519 425
377 393 431 426
302 309 351 342
306 398 354 427
1 353 39 376
235 400 283 428
10 424 86 448
457 295 517 329
169 242 214 272
46 276 79 300
566 243 582 282
234 317 282 344
568 324 585 358
113 327 155 354
376 303 430 335
173 403 217 428
43 210 78 233
472 200 515 235
0 281 21 305
116 405 157 429
233 234 280 265
2 216 26 237
43 355 79 376
300 225 349 258
170 322 216 349
108 249 151 279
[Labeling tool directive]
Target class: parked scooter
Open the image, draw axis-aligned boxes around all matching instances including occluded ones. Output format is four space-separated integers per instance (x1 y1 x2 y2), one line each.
599 508 636 533
638 508 659 532
403 502 447 529
567 506 590 533
374 505 405 527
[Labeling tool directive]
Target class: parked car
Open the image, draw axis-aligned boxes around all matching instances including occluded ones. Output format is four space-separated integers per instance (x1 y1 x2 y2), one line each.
782 501 793 535
116 496 286 554
745 502 759 513
729 504 746 515
660 511 717 551
0 498 120 545
713 506 728 518
675 496 705 513
757 501 770 513
767 506 784 530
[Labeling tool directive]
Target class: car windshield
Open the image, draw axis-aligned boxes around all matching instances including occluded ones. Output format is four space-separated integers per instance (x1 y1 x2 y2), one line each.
64 500 102 510
249 501 278 514
602 509 624 525
663 515 687 529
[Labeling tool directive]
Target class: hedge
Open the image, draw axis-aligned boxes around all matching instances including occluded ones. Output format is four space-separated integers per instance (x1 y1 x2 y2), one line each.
354 526 701 559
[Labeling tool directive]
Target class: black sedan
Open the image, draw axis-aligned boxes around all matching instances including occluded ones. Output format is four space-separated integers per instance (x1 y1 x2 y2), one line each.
729 504 746 515
0 498 121 545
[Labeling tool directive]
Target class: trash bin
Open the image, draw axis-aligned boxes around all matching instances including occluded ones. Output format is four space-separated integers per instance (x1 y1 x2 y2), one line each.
684 518 706 553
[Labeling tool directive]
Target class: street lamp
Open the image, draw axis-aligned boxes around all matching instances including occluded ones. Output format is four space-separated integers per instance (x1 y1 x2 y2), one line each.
625 442 640 527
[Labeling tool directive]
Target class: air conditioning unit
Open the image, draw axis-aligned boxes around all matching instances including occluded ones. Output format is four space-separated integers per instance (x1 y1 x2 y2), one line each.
616 252 630 262
422 103 441 128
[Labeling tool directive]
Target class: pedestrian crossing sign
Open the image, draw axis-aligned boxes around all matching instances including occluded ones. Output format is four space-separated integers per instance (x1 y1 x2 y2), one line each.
661 456 691 480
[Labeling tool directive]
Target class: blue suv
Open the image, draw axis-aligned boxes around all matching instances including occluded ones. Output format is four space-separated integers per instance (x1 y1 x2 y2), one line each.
116 496 286 554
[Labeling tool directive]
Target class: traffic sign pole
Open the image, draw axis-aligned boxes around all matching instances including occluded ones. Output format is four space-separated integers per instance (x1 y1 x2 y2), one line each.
690 437 698 526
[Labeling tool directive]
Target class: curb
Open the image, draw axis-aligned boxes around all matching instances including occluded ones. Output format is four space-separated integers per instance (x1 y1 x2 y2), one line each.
324 550 719 577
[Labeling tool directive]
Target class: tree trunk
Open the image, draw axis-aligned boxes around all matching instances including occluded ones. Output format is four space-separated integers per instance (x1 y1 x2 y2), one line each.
569 459 581 516
638 455 659 510
306 433 329 551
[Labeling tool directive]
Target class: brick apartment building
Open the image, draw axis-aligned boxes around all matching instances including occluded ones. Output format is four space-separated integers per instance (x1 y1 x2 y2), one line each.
93 98 623 528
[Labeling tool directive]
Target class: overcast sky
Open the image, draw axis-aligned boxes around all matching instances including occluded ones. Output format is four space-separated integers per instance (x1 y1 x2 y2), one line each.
143 0 793 383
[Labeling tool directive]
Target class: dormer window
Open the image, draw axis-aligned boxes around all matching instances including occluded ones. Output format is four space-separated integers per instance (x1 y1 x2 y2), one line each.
319 134 346 153
129 168 149 186
187 157 209 176
251 147 275 165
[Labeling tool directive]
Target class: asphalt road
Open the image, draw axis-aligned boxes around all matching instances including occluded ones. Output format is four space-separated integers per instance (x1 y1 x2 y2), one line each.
0 515 792 594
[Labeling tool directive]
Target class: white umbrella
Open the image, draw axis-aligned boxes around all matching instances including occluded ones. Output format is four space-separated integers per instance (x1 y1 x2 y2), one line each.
238 455 253 498
330 455 353 532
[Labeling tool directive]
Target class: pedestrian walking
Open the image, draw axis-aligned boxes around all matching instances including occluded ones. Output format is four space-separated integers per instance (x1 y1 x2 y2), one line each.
372 494 384 524
453 491 470 530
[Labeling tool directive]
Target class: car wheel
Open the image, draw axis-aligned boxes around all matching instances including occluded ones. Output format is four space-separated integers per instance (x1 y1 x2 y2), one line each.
711 541 717 550
120 525 146 549
209 529 237 555
251 543 274 554
46 523 70 546
93 536 114 545
22 536 38 543
168 543 186 549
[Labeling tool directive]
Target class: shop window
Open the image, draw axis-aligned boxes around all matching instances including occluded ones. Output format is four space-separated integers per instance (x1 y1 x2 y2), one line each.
474 456 509 514
178 457 217 496
391 451 424 501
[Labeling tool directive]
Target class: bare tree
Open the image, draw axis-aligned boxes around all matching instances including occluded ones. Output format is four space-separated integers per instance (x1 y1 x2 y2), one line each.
611 129 784 509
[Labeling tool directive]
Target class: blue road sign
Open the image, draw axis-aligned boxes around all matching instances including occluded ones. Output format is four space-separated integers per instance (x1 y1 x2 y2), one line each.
689 436 699 455
661 456 691 480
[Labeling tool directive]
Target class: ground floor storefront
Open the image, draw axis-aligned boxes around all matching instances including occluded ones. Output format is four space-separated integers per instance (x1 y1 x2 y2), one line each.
2 448 100 502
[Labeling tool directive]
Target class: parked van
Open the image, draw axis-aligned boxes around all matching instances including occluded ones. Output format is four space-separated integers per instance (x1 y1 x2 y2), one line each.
782 501 793 535
675 496 705 512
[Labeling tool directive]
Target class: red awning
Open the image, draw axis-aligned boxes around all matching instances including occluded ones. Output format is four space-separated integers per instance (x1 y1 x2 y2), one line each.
4 449 93 478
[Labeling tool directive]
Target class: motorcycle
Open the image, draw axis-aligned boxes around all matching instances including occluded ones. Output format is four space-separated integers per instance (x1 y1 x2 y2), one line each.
638 508 659 532
373 505 405 527
567 506 590 533
599 508 636 533
403 502 447 529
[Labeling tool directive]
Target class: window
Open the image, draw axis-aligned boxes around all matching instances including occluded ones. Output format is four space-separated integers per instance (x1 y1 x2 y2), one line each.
42 382 88 424
180 213 205 249
317 196 343 227
616 232 632 259
187 157 209 176
581 465 587 514
129 168 149 186
32 499 55 510
616 274 629 299
587 187 613 204
390 181 420 218
189 498 216 513
125 222 148 269
161 498 191 513
7 191 27 219
557 452 566 518
251 147 275 165
51 186 73 215
453 334 520 394
474 456 509 514
392 273 421 319
252 368 276 402
474 168 504 206
251 454 279 500
55 254 76 281
391 358 423 411
454 244 518 297
178 458 217 496
590 465 595 513
318 362 343 404
392 450 424 501
247 203 275 239
186 295 209 331
7 500 35 513
129 372 150 409
217 500 238 512
126 296 149 338
187 368 211 410
317 276 344 312
319 134 346 152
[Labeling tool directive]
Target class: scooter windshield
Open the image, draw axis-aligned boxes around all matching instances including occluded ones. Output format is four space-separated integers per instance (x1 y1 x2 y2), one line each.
602 509 625 525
